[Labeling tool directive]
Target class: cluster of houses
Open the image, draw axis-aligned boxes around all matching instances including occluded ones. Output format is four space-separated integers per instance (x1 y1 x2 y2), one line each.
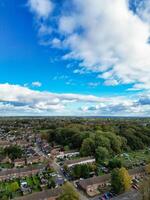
0 128 53 169
17 187 62 200
36 137 51 156
0 163 65 191
13 155 45 167
0 164 45 181
78 166 146 197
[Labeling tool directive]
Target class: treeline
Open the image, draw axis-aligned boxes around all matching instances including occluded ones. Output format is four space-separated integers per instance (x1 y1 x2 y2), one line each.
46 121 150 160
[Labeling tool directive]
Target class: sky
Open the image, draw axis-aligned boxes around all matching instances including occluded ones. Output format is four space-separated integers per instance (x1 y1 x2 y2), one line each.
0 0 150 116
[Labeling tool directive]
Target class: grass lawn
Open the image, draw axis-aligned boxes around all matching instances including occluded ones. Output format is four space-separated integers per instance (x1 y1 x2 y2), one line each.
26 177 34 187
0 163 14 169
32 175 40 185
117 148 150 168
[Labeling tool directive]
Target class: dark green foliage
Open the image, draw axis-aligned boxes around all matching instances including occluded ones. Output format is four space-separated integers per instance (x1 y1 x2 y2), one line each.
108 158 122 170
4 145 23 160
111 167 131 194
72 164 92 179
96 146 109 163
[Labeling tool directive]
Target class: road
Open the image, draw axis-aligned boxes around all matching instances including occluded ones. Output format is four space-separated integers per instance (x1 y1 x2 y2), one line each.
34 145 90 200
52 159 89 200
34 143 49 159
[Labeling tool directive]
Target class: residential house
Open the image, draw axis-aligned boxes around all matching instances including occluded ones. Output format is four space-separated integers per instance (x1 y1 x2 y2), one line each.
14 158 26 167
27 155 44 165
0 165 45 181
57 150 80 159
64 157 95 168
129 166 145 179
0 140 11 148
78 166 145 197
78 174 111 196
0 156 11 164
16 187 62 200
112 190 141 200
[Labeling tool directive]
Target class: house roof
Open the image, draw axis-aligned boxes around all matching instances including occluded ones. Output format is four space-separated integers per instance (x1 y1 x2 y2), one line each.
112 191 141 200
0 140 11 146
64 150 79 154
78 174 111 190
14 158 25 163
64 156 95 166
128 166 145 176
0 164 45 177
15 187 62 200
79 166 145 190
27 155 41 161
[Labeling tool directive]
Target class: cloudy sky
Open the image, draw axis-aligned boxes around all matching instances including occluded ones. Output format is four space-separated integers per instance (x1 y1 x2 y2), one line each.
0 0 150 116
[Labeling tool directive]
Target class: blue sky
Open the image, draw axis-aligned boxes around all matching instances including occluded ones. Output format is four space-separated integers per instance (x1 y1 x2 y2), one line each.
0 0 150 116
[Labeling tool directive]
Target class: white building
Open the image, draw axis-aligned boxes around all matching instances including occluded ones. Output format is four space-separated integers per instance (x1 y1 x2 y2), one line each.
64 157 95 168
57 151 80 159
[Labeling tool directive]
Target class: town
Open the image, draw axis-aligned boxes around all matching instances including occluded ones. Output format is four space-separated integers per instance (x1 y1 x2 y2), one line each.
0 117 149 200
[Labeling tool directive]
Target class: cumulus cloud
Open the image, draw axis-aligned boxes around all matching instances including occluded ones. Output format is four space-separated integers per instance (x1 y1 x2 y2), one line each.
0 83 149 116
59 0 150 90
135 0 150 25
28 0 53 19
28 0 150 90
32 81 42 87
28 0 54 40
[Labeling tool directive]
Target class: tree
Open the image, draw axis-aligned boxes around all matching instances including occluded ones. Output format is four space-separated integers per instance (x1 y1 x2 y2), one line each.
140 177 150 200
95 133 111 150
108 158 122 170
96 146 109 163
58 182 79 200
111 167 131 194
72 165 81 179
80 164 90 178
80 138 95 156
4 145 23 160
9 182 19 193
105 132 122 154
72 164 90 179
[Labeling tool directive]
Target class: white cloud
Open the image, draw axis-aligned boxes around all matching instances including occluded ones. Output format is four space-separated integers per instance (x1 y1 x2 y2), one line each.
29 0 150 90
104 79 119 86
59 0 150 90
38 24 52 36
28 0 53 19
51 38 62 48
88 82 100 88
136 0 150 25
0 83 149 116
32 81 42 87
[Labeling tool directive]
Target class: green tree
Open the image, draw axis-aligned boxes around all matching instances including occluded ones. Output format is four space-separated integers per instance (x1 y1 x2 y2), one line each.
96 146 109 163
108 158 122 170
4 145 23 160
9 182 19 193
80 138 95 156
111 167 131 194
58 182 79 200
95 132 111 150
106 132 122 154
72 165 81 179
80 164 90 178
72 164 90 179
1 195 8 200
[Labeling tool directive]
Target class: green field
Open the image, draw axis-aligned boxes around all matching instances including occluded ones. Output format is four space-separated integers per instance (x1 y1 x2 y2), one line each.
117 148 150 168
